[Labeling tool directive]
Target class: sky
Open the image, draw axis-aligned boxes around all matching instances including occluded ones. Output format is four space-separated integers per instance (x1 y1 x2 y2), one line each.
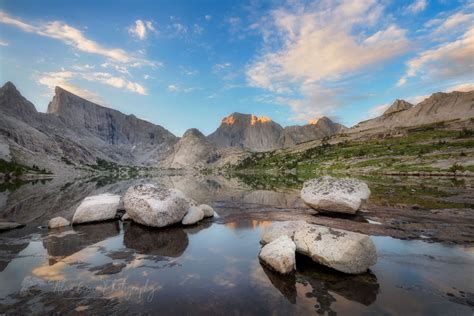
0 0 473 136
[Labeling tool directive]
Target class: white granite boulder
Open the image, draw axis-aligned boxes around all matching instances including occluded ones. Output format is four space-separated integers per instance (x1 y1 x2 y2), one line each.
261 220 309 244
259 235 296 274
72 193 121 224
48 217 70 229
121 213 130 221
182 206 205 225
261 221 377 274
301 176 370 214
123 184 191 227
198 204 214 217
293 224 377 274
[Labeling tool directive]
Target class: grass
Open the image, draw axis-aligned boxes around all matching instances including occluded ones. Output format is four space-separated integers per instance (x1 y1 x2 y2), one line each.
230 129 474 176
0 159 52 177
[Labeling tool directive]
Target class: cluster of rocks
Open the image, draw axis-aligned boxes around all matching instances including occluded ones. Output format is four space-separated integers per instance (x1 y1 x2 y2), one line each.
259 221 377 275
48 184 214 230
259 176 377 275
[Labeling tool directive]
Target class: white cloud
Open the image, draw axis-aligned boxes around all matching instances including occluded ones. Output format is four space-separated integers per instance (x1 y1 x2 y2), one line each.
0 11 157 67
180 65 198 76
445 82 474 92
37 69 147 96
0 39 8 46
172 23 187 34
405 0 428 14
167 84 179 92
398 26 474 86
406 94 429 105
85 72 147 94
212 63 231 72
37 71 102 103
368 103 390 118
167 84 198 93
193 24 204 35
100 62 130 75
128 19 156 40
247 1 409 121
205 15 212 21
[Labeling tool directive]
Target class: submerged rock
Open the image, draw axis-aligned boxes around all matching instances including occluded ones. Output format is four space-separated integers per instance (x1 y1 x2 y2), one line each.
259 235 296 274
0 221 24 231
293 225 377 274
182 206 204 225
261 221 377 274
301 176 370 214
198 204 214 217
72 193 121 224
48 217 70 229
123 184 191 227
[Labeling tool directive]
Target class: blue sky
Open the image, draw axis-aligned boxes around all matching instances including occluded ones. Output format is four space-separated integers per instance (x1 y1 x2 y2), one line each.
0 0 473 136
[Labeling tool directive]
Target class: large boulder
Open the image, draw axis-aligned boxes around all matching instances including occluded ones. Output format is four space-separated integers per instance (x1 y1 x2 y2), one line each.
198 204 214 217
293 225 377 274
261 220 308 244
123 184 191 227
259 235 296 274
261 221 377 274
72 193 121 224
301 176 370 214
48 217 70 229
182 206 204 225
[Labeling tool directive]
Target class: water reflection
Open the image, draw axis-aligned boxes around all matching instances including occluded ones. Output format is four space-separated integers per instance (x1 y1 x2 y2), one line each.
260 254 379 313
43 222 120 263
123 223 188 257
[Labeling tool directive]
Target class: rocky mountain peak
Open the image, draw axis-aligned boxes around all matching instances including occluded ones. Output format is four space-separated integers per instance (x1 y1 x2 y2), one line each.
208 112 283 151
1 81 18 93
182 128 206 139
0 81 38 121
220 112 273 126
383 99 413 115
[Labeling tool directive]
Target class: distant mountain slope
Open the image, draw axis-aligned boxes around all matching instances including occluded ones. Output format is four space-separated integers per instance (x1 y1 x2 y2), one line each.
281 116 346 147
207 113 284 151
0 82 178 172
207 113 344 151
350 91 474 134
165 128 220 168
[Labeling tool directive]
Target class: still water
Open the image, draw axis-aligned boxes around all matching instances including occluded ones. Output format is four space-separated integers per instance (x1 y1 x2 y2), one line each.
0 175 473 315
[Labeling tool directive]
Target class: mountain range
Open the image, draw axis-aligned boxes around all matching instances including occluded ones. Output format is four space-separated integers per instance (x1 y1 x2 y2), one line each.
0 81 473 172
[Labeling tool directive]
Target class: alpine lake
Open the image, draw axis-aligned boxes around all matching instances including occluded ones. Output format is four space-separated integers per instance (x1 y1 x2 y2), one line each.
0 173 473 315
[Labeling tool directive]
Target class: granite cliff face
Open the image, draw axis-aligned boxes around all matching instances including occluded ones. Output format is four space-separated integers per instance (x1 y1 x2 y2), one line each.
165 128 220 169
207 113 284 151
0 82 178 172
2 81 471 172
207 113 344 151
350 91 474 134
281 117 346 147
383 99 413 115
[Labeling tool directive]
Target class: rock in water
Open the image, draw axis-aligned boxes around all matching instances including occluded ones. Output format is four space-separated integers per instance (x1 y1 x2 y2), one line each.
0 221 24 231
261 220 309 244
301 176 370 214
72 193 121 224
48 217 70 229
293 225 377 274
261 221 377 274
198 204 214 217
123 184 191 227
259 235 296 274
182 206 204 225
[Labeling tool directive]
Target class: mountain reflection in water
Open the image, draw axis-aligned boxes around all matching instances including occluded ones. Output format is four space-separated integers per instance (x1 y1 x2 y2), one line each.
0 176 473 314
